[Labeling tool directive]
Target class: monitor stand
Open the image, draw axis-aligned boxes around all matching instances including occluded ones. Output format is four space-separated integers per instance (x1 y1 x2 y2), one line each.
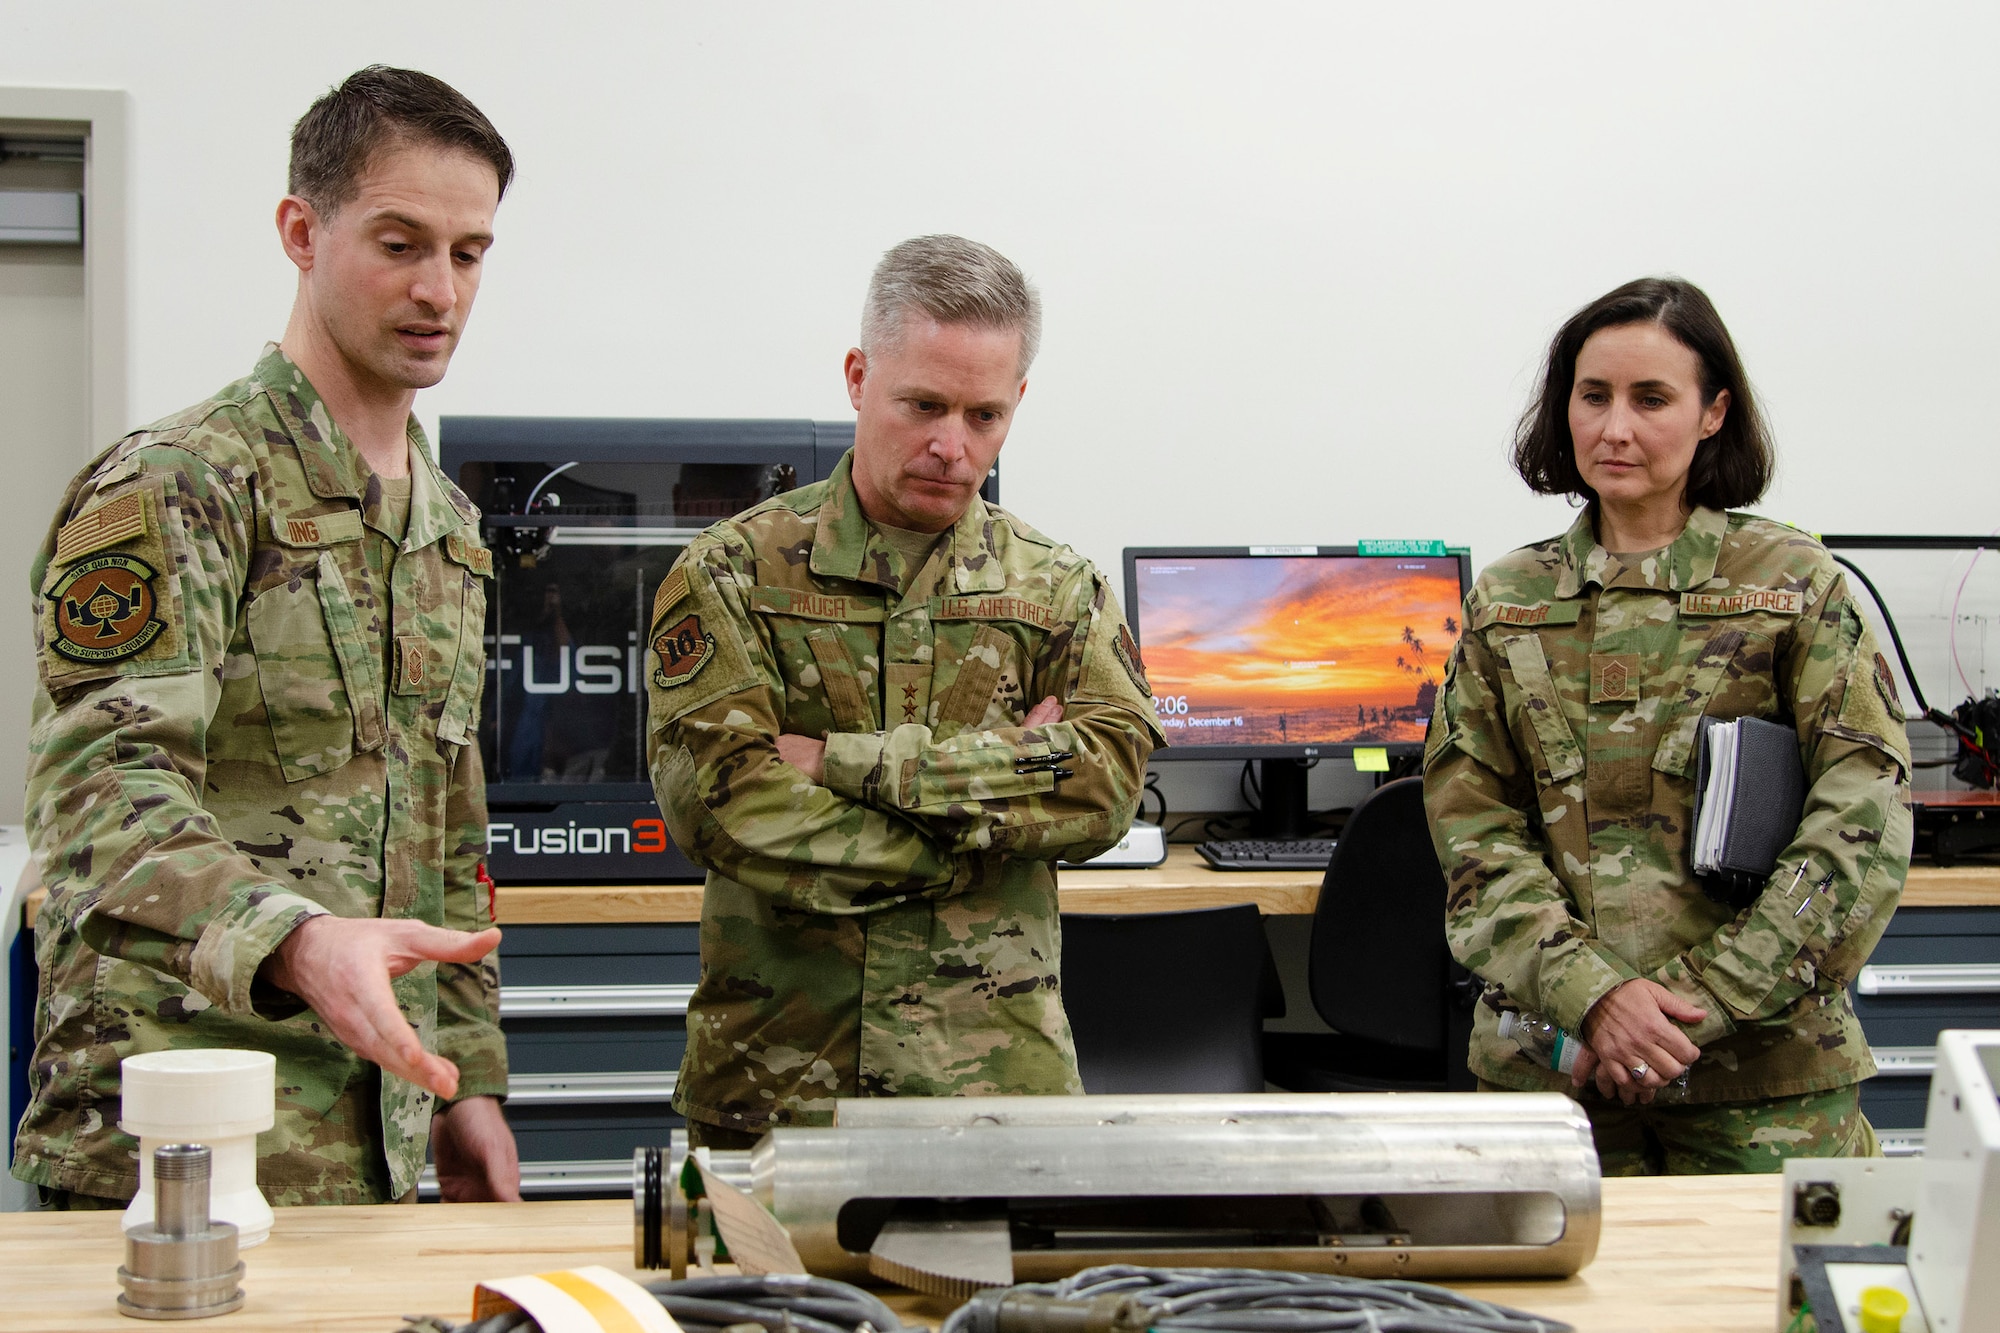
1252 758 1313 839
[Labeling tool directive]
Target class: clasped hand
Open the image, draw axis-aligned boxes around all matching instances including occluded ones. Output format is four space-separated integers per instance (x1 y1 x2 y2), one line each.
1574 978 1707 1105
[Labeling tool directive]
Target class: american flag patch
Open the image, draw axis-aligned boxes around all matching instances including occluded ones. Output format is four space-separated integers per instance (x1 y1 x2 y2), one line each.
54 491 149 564
652 567 689 624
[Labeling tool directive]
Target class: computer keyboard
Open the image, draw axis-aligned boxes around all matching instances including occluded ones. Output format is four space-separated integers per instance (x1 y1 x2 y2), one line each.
1196 838 1337 871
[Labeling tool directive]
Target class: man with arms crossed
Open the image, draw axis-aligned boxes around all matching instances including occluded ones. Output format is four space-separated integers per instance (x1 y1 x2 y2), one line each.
648 235 1164 1147
17 66 520 1206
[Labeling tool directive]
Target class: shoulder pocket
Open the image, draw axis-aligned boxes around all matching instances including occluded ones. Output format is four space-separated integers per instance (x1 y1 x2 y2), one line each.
1499 634 1584 784
1822 650 1913 778
646 559 759 729
935 624 1014 730
436 536 491 746
248 551 384 780
39 474 195 689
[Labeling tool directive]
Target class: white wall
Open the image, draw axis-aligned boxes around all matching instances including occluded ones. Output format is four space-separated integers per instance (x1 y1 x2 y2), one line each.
6 1 1996 809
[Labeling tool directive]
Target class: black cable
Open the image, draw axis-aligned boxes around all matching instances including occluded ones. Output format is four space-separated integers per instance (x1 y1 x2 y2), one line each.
948 1265 1573 1333
1143 772 1168 827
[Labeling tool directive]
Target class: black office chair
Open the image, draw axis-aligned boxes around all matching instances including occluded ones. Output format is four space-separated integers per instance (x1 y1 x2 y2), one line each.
1059 903 1284 1093
1263 776 1478 1092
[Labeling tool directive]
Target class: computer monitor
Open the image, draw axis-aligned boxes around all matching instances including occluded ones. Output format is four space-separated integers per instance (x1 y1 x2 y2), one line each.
1123 545 1471 837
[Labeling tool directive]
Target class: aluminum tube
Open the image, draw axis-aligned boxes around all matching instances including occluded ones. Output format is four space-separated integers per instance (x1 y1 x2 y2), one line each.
753 1114 1599 1281
832 1091 1583 1130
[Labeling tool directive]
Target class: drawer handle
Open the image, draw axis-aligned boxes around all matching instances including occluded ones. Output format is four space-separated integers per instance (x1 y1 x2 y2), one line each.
419 1158 636 1198
1868 1046 1937 1076
499 984 695 1017
1856 964 2000 996
1878 1131 1926 1158
506 1072 679 1105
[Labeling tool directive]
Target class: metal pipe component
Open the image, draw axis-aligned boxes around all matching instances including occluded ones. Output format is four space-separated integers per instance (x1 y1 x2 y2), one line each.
151 1144 210 1238
117 1144 245 1321
635 1093 1600 1295
831 1091 1580 1130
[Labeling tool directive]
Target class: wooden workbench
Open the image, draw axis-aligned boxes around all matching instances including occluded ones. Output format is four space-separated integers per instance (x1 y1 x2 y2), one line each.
0 1175 1786 1333
17 847 1999 928
486 846 1998 925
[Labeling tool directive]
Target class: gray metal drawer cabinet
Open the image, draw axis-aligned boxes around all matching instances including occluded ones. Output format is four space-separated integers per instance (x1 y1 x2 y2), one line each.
1855 905 2000 1150
432 923 699 1197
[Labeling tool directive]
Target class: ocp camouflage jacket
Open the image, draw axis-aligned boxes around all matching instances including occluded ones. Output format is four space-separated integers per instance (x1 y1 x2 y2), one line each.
1423 506 1911 1102
647 452 1163 1133
15 346 503 1204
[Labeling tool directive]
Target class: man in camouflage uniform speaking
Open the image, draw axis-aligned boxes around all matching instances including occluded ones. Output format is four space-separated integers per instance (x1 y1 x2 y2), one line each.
647 236 1164 1146
14 68 520 1207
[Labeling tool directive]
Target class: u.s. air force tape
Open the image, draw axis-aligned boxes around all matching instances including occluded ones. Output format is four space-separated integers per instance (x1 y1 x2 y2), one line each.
472 1264 680 1333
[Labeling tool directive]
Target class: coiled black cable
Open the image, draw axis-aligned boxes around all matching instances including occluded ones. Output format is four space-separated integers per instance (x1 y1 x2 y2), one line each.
946 1265 1574 1333
400 1274 911 1333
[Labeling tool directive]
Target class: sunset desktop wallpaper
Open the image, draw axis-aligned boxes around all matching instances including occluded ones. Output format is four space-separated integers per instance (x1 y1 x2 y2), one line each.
1131 554 1464 746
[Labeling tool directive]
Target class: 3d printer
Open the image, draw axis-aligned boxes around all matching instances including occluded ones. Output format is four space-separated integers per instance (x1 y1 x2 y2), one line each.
439 416 998 884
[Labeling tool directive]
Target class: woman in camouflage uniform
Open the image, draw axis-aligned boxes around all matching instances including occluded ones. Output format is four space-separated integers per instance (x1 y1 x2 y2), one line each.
1423 278 1912 1174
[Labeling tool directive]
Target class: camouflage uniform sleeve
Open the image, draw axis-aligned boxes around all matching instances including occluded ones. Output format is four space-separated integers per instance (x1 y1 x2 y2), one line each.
1654 569 1913 1045
29 443 333 1019
1422 600 1641 1037
820 565 1164 862
648 534 969 913
432 733 506 1101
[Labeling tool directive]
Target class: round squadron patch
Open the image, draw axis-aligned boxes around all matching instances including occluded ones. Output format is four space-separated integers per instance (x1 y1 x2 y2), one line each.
653 613 716 688
48 554 165 663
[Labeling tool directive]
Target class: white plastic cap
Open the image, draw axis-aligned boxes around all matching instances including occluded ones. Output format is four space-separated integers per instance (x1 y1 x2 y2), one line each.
119 1049 276 1139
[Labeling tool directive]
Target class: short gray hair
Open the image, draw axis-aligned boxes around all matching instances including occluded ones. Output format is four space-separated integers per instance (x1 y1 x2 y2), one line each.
859 235 1042 378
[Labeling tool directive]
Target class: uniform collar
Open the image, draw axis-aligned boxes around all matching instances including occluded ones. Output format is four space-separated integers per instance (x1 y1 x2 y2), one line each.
809 450 1007 595
253 343 472 547
1554 503 1727 597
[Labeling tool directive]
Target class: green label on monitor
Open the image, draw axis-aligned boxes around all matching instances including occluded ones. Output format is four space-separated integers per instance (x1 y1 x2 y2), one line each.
1353 747 1390 772
1358 539 1447 557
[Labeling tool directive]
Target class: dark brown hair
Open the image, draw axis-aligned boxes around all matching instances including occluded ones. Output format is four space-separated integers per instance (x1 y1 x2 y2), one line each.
289 66 513 214
1513 277 1773 511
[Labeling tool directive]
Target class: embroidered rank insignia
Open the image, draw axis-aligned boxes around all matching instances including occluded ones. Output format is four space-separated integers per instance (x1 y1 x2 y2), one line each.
54 492 149 564
399 636 428 690
48 553 165 662
1590 653 1640 704
652 568 690 626
652 612 715 688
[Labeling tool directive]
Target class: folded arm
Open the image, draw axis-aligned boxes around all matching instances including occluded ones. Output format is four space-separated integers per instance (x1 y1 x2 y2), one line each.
818 568 1162 862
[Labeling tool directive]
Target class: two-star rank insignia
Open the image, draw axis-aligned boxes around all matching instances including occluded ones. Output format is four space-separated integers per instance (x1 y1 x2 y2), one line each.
652 613 715 688
48 553 165 663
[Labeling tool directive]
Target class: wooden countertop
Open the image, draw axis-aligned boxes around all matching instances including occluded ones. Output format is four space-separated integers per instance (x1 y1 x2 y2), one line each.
494 846 1325 923
17 846 2000 929
17 847 2000 930
0 1175 1785 1333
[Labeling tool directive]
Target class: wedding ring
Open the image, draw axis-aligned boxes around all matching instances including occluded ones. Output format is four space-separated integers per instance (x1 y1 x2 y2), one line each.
1630 1061 1650 1079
